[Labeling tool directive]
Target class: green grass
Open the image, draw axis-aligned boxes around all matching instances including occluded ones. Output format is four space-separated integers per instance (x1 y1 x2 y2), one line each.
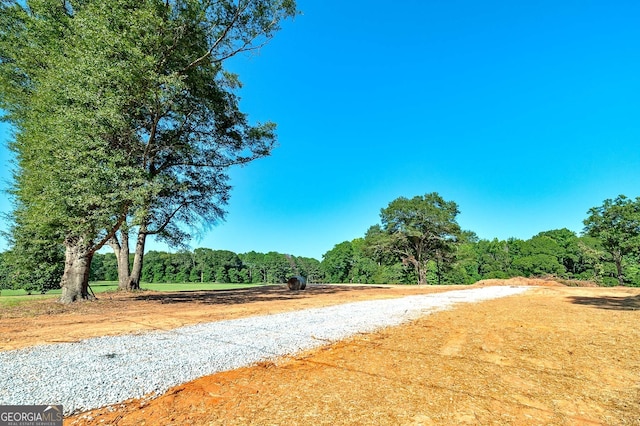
0 281 268 306
0 294 56 307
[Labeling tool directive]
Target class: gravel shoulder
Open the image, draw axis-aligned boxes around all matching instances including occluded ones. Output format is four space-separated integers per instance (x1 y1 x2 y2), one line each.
0 286 528 415
0 284 467 351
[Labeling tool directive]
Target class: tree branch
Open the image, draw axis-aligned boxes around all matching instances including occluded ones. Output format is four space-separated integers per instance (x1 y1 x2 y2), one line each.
180 0 281 72
155 149 268 174
90 203 130 255
145 201 188 235
143 101 163 170
182 0 248 73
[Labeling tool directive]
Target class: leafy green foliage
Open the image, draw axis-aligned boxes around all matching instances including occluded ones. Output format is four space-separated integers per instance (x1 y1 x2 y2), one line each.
1 0 297 300
0 251 12 292
364 193 462 285
1 0 144 245
292 256 324 284
321 241 354 283
2 208 65 294
115 0 298 248
318 189 639 286
583 195 640 285
87 248 321 284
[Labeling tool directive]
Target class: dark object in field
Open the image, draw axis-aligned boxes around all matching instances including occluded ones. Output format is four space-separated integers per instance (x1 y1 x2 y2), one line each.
287 276 307 290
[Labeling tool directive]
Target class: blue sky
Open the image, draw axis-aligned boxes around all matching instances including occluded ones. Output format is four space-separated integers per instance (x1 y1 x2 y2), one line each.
1 0 640 260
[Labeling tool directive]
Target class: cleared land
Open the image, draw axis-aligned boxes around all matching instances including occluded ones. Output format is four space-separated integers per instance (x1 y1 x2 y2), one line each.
1 279 638 425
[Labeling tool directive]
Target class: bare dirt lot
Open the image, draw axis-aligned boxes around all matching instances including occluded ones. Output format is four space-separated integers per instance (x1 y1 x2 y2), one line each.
2 279 639 425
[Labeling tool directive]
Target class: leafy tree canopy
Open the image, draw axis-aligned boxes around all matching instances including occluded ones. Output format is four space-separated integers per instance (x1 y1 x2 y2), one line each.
0 0 297 301
368 192 462 285
583 195 640 285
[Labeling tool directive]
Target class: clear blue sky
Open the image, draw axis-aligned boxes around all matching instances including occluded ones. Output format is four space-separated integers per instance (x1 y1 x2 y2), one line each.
1 0 640 260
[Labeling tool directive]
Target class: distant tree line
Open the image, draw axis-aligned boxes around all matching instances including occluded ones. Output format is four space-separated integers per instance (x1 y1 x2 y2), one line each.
89 249 323 285
1 193 639 293
322 228 638 287
322 194 640 287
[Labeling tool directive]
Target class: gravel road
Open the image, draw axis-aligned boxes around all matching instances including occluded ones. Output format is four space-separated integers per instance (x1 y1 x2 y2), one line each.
0 286 529 415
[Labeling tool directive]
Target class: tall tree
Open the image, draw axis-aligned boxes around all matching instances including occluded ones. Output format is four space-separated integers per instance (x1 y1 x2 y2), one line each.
209 250 243 282
104 0 296 291
0 251 10 293
1 0 297 301
446 231 481 285
367 193 462 285
511 235 565 277
263 251 293 283
1 0 145 302
583 195 640 286
239 251 267 283
348 238 378 284
576 236 610 283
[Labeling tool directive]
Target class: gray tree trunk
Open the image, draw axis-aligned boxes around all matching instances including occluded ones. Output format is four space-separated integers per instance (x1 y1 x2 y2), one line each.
110 226 147 291
405 255 427 285
114 230 132 291
60 239 94 303
128 228 147 290
417 264 427 285
109 229 132 291
613 250 624 286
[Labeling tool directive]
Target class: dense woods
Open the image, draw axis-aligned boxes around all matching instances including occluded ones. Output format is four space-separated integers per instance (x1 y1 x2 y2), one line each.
2 224 638 291
323 228 637 286
2 193 640 291
321 194 640 287
88 250 323 285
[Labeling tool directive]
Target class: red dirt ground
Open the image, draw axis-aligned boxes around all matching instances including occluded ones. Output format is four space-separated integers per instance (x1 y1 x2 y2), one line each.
2 278 639 425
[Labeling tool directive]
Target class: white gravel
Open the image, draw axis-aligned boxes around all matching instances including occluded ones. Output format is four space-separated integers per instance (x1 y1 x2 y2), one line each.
0 285 530 415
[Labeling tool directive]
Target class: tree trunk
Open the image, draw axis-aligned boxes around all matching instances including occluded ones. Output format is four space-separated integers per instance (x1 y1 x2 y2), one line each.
128 228 147 290
403 255 426 285
613 251 624 286
110 226 148 291
60 239 94 303
417 264 427 285
110 229 132 291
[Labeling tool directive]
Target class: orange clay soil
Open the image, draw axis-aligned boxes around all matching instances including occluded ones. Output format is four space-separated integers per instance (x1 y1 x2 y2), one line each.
2 279 639 425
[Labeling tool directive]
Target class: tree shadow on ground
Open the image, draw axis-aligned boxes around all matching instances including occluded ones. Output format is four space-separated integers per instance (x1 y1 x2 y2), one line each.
568 294 640 311
133 284 391 306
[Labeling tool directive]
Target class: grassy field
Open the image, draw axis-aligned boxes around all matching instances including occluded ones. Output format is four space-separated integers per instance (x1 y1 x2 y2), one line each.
0 281 268 306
